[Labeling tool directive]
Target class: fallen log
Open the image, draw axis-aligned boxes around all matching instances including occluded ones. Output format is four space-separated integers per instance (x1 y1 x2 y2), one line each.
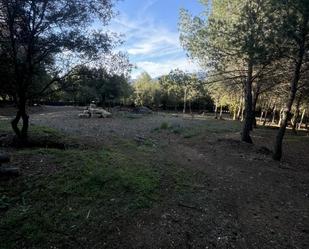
0 154 10 163
0 167 20 177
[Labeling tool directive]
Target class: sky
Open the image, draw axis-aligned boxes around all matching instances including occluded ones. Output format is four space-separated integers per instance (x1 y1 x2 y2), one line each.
109 0 206 79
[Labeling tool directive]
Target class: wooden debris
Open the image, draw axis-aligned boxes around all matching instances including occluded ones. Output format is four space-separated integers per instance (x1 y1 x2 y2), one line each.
0 167 20 177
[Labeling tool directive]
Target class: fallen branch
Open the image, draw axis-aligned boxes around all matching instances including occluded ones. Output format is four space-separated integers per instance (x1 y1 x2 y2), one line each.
0 167 20 177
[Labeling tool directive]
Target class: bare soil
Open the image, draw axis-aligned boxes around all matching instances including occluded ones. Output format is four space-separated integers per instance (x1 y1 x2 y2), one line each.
1 106 308 249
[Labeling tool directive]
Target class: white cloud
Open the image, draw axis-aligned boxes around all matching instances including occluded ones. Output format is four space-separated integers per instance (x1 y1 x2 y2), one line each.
132 58 200 79
110 1 200 79
112 14 181 57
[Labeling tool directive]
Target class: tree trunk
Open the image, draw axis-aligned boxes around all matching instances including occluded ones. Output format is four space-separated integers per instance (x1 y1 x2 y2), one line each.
292 98 301 134
259 110 264 123
298 109 306 130
219 105 223 119
183 88 187 114
241 61 253 143
233 106 237 120
272 105 277 124
237 99 242 120
11 99 29 144
273 37 306 160
278 108 284 127
251 90 260 130
263 110 268 126
214 103 218 119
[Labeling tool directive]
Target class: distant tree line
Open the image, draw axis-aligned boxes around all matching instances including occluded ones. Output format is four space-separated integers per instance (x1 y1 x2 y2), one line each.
131 71 213 113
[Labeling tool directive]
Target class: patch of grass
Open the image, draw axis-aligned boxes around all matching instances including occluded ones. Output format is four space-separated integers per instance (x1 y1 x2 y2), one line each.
284 135 309 142
0 120 11 132
172 168 194 190
29 125 62 138
0 120 62 138
154 122 183 134
203 120 241 133
0 145 160 248
154 119 241 139
160 122 169 130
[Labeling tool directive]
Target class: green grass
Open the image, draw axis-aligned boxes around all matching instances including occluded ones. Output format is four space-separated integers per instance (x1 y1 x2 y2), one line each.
154 119 242 139
0 144 160 249
0 120 11 132
0 120 62 138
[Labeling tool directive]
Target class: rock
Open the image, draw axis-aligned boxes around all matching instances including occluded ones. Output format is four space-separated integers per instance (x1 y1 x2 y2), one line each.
132 106 153 114
91 109 112 118
100 109 112 118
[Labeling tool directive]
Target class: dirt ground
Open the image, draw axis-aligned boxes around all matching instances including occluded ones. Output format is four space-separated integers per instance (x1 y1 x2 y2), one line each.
0 106 308 249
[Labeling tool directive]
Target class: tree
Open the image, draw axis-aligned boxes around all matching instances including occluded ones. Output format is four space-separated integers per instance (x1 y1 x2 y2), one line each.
180 0 280 143
61 65 131 106
272 0 309 160
133 72 161 108
0 0 118 143
164 69 201 114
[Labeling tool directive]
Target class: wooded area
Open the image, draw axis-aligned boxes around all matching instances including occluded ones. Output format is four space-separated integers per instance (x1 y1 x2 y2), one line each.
0 0 308 248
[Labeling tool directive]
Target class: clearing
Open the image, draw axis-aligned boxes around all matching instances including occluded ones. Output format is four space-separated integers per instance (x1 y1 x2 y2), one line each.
0 106 308 249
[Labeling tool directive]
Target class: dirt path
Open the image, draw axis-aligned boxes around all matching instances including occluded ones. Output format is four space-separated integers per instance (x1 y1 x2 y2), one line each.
112 133 309 249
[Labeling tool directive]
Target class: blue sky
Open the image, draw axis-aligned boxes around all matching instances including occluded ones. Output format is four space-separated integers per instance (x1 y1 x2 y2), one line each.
110 0 206 79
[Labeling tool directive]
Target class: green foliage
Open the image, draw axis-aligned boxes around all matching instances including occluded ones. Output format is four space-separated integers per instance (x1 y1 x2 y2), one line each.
160 122 170 130
61 66 132 106
132 72 162 107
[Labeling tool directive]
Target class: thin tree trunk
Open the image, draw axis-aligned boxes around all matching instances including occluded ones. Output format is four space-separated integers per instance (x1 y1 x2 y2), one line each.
263 110 268 126
183 88 187 114
298 109 306 130
214 103 218 119
233 106 237 120
237 96 242 120
278 108 283 127
273 31 306 160
241 60 253 143
241 104 245 122
272 105 276 124
11 98 29 143
219 105 223 119
237 104 241 120
259 110 264 123
292 97 301 134
251 90 260 129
